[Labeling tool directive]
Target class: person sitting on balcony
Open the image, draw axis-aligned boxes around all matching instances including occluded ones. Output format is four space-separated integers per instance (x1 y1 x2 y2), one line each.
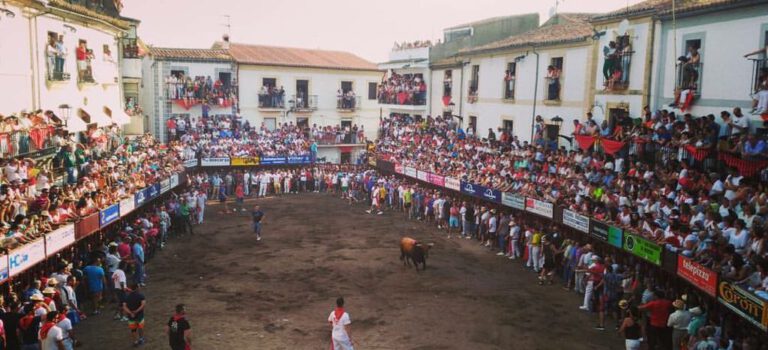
671 45 700 110
749 67 768 115
742 134 767 159
602 41 618 85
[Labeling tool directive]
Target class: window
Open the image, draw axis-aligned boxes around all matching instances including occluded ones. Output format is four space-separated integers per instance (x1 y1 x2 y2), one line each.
676 38 703 98
122 37 139 58
504 62 516 99
341 81 353 93
76 39 95 83
218 72 232 88
295 80 310 108
368 82 377 100
102 44 114 63
546 57 563 101
45 31 69 81
469 65 479 96
443 70 452 97
751 29 768 95
502 120 513 133
469 116 477 132
602 34 633 90
262 78 276 88
170 70 185 79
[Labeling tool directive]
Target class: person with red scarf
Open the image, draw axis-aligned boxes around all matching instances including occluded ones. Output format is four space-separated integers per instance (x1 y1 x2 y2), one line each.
38 310 65 350
327 297 353 350
166 304 191 350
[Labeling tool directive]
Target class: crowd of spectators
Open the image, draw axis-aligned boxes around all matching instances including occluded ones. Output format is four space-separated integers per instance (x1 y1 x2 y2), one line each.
377 71 427 106
376 110 768 298
165 73 237 107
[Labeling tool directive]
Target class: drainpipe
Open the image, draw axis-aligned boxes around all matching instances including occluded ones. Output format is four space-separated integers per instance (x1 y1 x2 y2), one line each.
28 13 39 109
458 60 465 126
530 46 540 142
645 18 657 108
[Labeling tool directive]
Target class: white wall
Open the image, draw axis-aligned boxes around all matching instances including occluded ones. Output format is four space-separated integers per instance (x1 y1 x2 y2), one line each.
34 14 122 122
0 3 33 115
459 44 591 144
238 65 382 139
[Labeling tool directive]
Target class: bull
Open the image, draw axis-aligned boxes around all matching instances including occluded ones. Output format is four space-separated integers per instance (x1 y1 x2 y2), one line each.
400 237 434 271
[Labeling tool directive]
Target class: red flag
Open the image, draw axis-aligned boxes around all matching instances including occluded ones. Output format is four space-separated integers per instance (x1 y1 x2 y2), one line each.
574 135 595 152
601 139 625 155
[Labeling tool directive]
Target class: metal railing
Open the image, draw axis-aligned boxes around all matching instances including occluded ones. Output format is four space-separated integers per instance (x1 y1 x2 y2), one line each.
749 58 767 95
377 90 427 106
602 50 633 90
122 38 140 59
503 78 515 100
337 95 361 111
676 62 703 97
0 128 60 159
46 55 71 82
292 94 318 111
544 76 561 101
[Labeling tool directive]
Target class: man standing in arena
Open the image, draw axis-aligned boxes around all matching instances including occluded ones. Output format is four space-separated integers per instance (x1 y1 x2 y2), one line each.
123 283 146 347
167 304 191 350
328 297 354 350
252 204 265 241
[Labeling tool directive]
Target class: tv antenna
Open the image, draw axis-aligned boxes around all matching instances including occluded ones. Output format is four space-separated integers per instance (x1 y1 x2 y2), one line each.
221 15 231 36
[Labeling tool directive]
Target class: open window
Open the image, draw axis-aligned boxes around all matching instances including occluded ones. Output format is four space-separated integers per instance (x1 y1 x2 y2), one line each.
602 34 633 90
676 38 703 97
468 65 479 103
443 70 452 97
504 62 516 100
545 57 563 101
76 39 95 83
502 119 514 133
45 31 70 81
749 29 768 97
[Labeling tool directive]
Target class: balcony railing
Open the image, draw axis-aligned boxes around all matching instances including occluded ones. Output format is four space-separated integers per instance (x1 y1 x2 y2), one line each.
0 128 60 159
544 76 561 101
750 58 767 95
292 94 317 111
467 80 478 104
377 90 427 106
676 62 702 97
503 77 515 100
258 91 285 109
46 56 71 82
602 50 634 91
337 95 361 111
122 38 140 59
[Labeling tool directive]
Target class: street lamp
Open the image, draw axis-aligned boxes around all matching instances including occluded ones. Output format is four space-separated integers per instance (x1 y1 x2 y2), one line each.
58 104 71 127
548 115 573 148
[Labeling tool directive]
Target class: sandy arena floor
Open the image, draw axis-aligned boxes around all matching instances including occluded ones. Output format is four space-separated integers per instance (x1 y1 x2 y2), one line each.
76 193 624 350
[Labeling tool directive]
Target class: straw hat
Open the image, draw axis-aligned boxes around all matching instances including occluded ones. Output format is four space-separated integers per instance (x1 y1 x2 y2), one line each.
42 287 56 295
29 293 44 302
618 300 629 310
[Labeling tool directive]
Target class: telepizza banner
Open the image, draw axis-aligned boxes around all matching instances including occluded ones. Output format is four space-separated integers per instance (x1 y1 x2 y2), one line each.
417 170 429 182
9 238 45 277
231 157 260 166
427 173 445 187
201 157 230 167
562 209 589 233
45 224 75 257
444 177 460 191
525 198 553 218
501 193 525 210
678 255 718 297
718 281 768 331
623 233 662 266
404 167 417 178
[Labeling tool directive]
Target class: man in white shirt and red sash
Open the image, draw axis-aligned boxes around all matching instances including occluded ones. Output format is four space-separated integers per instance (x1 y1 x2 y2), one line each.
327 297 354 350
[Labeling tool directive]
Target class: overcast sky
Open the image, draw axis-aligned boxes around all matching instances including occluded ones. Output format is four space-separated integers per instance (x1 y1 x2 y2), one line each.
124 0 643 63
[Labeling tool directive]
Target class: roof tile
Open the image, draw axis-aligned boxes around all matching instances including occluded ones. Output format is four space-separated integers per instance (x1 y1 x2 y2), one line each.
149 47 231 61
224 43 379 71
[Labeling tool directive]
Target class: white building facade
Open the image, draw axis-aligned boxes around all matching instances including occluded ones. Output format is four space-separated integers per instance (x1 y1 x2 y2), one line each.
139 48 237 142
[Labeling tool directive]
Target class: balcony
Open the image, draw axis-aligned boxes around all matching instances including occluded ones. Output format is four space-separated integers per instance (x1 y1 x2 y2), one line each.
45 58 71 84
602 49 634 92
676 62 702 97
750 58 767 95
337 95 361 112
0 128 61 160
291 94 317 112
377 90 427 107
503 77 515 101
467 80 478 104
544 76 561 102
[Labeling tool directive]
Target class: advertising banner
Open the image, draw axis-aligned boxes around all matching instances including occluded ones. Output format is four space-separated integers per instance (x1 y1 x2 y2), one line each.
45 224 75 257
718 281 768 331
99 204 120 228
134 188 147 208
444 177 460 191
75 212 100 240
417 170 428 182
562 209 589 233
677 255 718 297
460 181 482 198
480 186 502 203
404 167 417 178
231 157 260 166
160 178 171 194
119 197 135 217
183 158 198 168
170 174 180 189
201 157 230 167
608 225 623 248
525 198 553 219
395 164 403 174
427 173 445 187
9 238 45 277
590 219 609 241
501 193 526 210
260 156 286 165
287 155 311 164
148 183 161 199
0 254 8 284
623 233 662 266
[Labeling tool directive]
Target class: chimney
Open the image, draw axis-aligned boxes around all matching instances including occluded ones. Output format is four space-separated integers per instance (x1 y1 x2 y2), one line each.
221 34 230 49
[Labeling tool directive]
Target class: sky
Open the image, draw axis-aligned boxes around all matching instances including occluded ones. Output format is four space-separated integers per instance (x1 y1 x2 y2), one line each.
123 0 644 63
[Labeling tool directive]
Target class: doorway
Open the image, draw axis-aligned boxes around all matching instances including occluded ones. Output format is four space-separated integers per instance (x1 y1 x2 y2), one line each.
297 117 309 138
340 152 351 164
296 80 309 108
341 119 353 143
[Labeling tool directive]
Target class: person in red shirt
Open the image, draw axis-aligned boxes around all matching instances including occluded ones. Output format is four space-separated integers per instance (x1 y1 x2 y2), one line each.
639 290 673 350
235 182 245 212
76 42 87 82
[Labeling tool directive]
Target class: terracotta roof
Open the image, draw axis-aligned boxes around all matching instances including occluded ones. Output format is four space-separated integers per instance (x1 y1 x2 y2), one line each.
223 43 379 71
149 47 232 61
461 13 596 54
591 0 742 21
445 13 537 30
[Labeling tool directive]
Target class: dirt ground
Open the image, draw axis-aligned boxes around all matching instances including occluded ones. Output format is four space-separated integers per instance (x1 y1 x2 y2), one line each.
76 193 624 350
